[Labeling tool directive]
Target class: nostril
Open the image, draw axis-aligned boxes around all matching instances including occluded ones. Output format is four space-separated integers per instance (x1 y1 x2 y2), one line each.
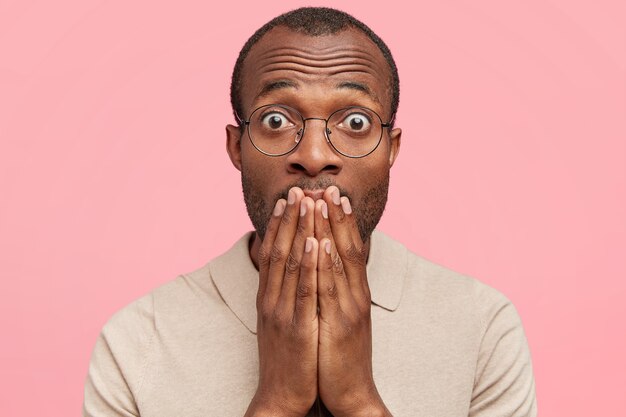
288 162 339 174
290 163 306 172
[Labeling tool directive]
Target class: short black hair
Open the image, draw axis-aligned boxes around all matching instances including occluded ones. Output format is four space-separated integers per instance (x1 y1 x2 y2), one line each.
230 7 400 126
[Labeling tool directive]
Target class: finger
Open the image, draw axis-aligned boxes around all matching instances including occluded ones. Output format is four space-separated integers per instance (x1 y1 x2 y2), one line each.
317 238 339 321
314 198 332 243
323 187 367 293
265 187 305 307
317 238 355 320
257 198 287 306
294 236 319 325
315 198 350 305
316 193 358 307
277 196 315 315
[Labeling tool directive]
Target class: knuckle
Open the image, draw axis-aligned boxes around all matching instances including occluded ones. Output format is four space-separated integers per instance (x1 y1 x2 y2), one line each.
270 308 288 326
325 282 338 299
296 281 313 299
269 244 286 264
299 254 314 270
322 253 334 271
344 242 366 265
284 252 300 274
357 299 372 316
342 322 354 337
294 293 311 314
332 254 344 275
280 209 293 226
344 311 367 332
257 246 272 266
362 286 372 304
259 303 273 321
334 316 356 341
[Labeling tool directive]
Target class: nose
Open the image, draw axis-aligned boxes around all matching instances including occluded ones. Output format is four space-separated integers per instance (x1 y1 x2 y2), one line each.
285 119 343 176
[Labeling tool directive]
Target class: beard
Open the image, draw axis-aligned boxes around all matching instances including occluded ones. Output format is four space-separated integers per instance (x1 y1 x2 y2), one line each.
241 170 390 243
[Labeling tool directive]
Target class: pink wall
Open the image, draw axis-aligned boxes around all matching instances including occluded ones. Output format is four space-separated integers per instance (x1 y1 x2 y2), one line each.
1 1 624 415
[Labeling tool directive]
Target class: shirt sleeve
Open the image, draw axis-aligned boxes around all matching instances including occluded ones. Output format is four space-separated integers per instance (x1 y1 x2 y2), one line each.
83 294 155 417
469 290 537 417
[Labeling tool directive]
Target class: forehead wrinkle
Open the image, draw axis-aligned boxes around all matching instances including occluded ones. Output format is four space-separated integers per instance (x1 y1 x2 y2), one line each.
257 53 382 71
251 73 383 111
257 44 380 62
243 32 393 112
251 65 384 107
254 44 383 75
257 60 380 74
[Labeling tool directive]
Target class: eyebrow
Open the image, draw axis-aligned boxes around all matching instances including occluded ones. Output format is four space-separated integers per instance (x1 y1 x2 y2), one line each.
256 80 298 99
254 79 382 106
336 81 381 105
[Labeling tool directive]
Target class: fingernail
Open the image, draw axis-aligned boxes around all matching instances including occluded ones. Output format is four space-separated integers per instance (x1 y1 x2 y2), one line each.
325 240 331 254
340 196 352 214
288 189 296 205
273 199 285 216
321 201 328 219
331 188 340 205
305 237 313 253
300 200 307 216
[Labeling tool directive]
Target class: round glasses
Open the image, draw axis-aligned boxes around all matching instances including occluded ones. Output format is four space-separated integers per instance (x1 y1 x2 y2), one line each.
239 104 393 158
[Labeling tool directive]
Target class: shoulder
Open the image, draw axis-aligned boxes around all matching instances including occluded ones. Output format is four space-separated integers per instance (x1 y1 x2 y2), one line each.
95 233 255 353
374 230 528 349
102 289 156 341
101 262 220 341
380 234 536 415
400 239 516 323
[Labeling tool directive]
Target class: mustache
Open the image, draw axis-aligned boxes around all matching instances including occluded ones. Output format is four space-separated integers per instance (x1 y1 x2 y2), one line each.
272 178 351 201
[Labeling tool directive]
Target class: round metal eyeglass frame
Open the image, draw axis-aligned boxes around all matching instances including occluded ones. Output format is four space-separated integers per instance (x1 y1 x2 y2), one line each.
236 104 395 158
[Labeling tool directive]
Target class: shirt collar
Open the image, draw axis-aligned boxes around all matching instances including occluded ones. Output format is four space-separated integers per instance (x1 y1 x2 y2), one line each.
209 230 409 334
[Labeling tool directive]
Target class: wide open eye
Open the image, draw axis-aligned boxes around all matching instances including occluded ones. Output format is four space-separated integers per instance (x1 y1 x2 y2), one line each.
260 112 293 130
339 112 372 133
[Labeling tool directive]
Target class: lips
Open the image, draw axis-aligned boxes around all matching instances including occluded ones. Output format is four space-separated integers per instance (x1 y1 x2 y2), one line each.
302 189 326 200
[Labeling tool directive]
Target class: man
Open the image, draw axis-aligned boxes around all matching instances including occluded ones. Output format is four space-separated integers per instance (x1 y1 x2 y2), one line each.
84 7 536 417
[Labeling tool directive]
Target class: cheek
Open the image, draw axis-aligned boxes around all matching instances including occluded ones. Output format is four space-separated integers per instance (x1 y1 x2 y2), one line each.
349 156 389 184
241 141 263 180
347 162 390 204
241 152 283 195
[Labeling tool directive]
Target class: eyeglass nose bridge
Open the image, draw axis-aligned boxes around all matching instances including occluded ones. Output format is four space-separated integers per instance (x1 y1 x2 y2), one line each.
295 117 332 144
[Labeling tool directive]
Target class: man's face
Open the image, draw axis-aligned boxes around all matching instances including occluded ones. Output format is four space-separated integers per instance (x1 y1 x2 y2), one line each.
227 27 401 242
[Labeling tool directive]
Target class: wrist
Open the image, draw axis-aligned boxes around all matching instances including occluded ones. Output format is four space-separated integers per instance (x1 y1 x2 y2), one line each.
337 404 391 417
331 388 391 417
244 392 308 417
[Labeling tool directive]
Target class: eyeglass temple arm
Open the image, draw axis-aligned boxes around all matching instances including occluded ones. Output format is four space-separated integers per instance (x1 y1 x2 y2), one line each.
234 112 250 126
382 112 397 128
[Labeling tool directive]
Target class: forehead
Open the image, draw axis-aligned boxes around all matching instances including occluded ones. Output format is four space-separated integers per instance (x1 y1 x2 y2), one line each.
239 27 392 114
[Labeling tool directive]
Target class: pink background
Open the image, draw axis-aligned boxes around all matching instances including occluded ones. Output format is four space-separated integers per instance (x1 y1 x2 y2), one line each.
1 0 624 415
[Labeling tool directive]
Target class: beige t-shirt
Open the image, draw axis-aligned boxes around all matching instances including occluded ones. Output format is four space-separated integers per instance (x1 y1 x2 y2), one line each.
83 230 536 416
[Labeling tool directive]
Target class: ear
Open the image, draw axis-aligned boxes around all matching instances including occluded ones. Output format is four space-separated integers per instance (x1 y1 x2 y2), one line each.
387 127 401 167
226 124 243 172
